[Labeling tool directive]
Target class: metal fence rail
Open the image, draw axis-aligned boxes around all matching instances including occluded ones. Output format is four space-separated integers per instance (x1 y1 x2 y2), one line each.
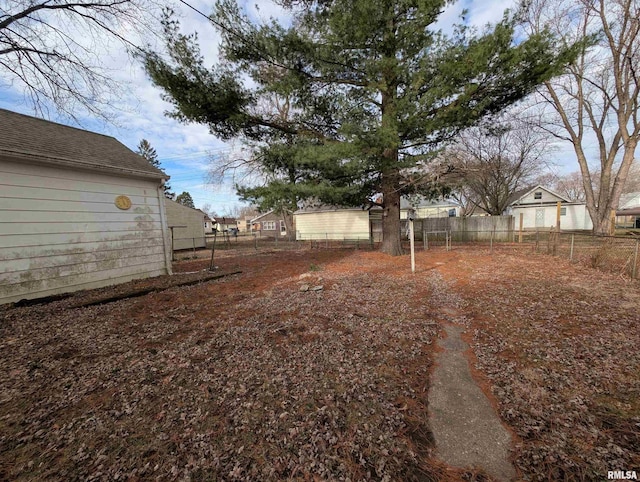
420 229 640 280
171 226 640 279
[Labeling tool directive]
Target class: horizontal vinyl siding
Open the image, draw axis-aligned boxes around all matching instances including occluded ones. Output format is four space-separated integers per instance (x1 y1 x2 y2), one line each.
512 205 593 231
295 211 370 240
0 230 164 249
518 189 564 205
0 159 169 304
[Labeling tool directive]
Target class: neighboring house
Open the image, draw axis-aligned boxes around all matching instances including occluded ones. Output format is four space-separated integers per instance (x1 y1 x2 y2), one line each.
616 208 640 229
164 199 206 250
505 185 593 231
400 197 460 219
250 210 288 237
201 211 215 233
0 108 172 305
237 215 254 233
214 217 238 233
619 192 640 210
616 192 640 229
294 206 381 240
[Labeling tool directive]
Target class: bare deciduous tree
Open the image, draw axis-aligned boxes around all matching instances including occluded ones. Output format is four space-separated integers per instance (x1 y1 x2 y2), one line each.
446 118 554 215
525 0 640 234
553 170 588 202
0 0 155 121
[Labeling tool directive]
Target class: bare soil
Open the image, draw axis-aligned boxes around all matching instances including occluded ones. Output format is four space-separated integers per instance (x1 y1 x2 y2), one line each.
1 247 638 481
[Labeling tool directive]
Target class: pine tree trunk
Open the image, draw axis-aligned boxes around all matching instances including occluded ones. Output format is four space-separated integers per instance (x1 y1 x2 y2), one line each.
380 172 403 256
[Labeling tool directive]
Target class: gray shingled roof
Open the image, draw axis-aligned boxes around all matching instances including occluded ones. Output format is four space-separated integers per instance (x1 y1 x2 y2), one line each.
0 108 167 179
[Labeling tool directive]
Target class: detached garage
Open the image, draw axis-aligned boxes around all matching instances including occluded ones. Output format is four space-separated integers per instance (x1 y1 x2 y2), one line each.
0 109 172 305
294 207 377 240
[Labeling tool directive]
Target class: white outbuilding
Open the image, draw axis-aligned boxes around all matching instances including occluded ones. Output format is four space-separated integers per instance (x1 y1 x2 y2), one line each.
294 206 380 240
505 185 593 231
0 109 172 305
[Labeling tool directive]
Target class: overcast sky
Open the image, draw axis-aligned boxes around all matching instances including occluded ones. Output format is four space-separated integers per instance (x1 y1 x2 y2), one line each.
1 0 585 214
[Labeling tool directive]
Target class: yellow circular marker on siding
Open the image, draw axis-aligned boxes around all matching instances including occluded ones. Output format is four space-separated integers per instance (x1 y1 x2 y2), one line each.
115 195 132 210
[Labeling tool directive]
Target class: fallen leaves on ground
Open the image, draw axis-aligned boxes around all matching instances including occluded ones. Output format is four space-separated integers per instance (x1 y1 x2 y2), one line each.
1 250 444 481
444 247 640 480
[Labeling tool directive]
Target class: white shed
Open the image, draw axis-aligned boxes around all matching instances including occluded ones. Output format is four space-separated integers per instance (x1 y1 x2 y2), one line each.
294 207 374 240
506 185 593 231
0 109 172 305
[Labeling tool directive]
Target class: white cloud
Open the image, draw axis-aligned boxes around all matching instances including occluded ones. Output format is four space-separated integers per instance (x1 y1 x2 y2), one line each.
0 0 589 210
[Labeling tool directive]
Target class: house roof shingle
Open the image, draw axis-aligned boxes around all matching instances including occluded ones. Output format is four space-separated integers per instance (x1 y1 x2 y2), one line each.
0 108 167 180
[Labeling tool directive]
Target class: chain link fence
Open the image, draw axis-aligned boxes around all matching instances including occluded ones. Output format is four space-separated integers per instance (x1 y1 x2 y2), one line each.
171 226 640 280
171 232 382 261
419 228 640 280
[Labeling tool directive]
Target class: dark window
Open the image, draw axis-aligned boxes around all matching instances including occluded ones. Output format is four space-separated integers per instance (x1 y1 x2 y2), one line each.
534 192 542 200
560 207 567 216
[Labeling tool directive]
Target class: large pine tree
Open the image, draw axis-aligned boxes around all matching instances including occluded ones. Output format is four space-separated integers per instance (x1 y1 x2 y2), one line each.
144 0 579 255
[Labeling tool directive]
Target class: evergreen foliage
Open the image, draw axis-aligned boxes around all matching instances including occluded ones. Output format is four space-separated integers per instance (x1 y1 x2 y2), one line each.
143 0 581 254
136 138 174 199
137 139 159 168
175 191 195 209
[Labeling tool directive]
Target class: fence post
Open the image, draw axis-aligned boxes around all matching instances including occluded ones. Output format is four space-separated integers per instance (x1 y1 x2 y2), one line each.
633 239 639 279
519 213 523 243
535 229 539 252
570 234 575 262
490 228 494 253
425 232 429 250
254 234 258 251
209 230 218 271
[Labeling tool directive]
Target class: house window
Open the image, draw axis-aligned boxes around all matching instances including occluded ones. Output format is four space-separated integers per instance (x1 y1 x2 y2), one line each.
263 221 276 230
280 220 286 232
560 207 567 216
534 192 542 200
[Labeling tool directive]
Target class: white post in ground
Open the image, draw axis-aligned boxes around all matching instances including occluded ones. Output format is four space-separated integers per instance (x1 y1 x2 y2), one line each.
408 209 416 273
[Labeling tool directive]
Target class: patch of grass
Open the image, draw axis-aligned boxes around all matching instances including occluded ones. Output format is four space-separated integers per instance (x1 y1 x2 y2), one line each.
309 263 323 271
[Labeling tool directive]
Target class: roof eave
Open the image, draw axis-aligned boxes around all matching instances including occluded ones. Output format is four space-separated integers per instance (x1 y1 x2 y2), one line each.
0 148 168 181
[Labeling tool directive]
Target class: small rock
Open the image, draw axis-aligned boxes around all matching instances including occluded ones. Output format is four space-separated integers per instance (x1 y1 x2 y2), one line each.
311 285 324 291
299 284 310 292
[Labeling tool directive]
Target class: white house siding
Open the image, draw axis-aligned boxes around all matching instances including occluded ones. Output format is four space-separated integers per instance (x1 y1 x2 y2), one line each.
0 159 170 305
518 188 564 205
510 204 593 231
294 210 371 240
164 199 206 250
400 205 459 219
